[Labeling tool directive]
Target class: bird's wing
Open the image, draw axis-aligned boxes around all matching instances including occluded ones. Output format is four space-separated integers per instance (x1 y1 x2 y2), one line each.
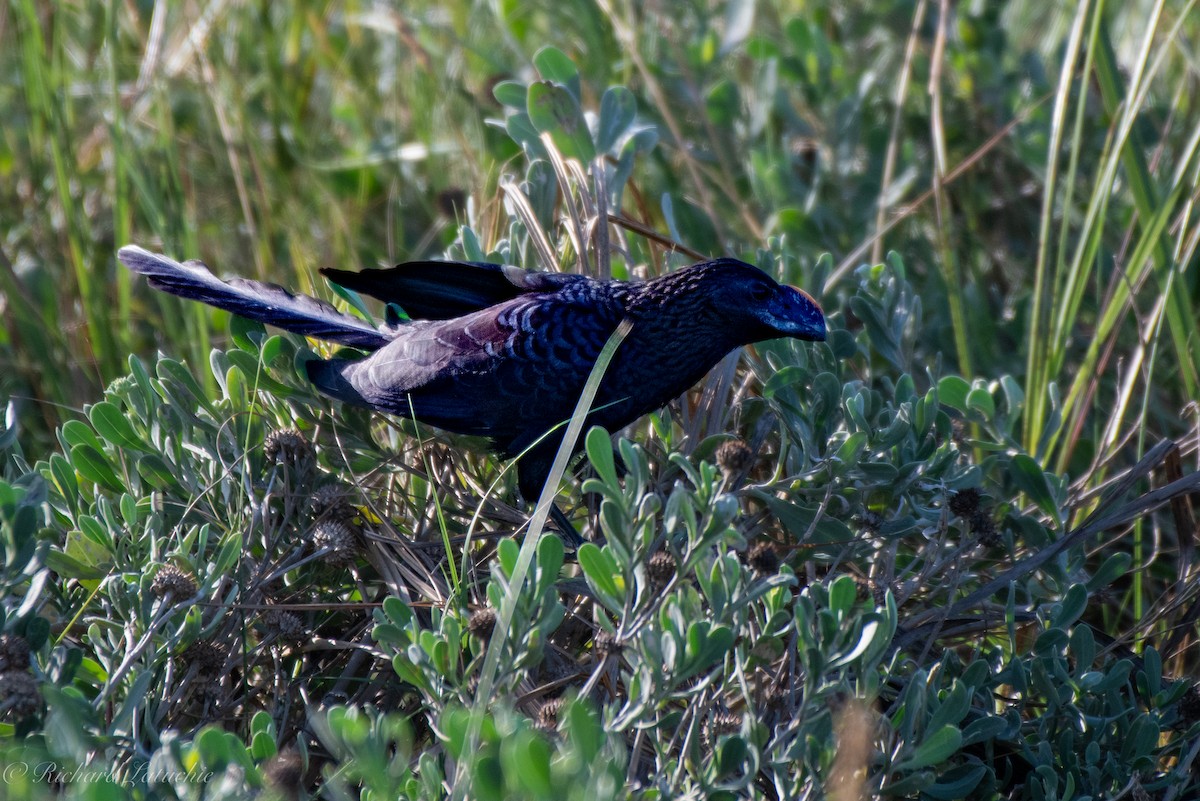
118 246 390 350
306 290 624 445
320 260 580 321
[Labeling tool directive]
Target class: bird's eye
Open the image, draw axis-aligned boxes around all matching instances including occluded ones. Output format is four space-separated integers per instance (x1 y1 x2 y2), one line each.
750 284 773 302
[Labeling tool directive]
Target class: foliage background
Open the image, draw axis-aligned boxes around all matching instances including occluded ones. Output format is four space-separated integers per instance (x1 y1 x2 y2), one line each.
1 0 1200 799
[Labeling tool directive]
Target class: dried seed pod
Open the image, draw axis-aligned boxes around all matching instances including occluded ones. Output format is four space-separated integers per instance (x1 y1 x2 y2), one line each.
183 640 228 676
310 521 360 564
264 428 313 467
311 484 353 518
948 488 982 517
747 541 781 576
467 608 497 641
536 697 564 732
593 630 621 659
715 438 754 480
969 512 1000 547
710 709 743 738
262 608 306 640
703 707 744 750
0 671 40 718
150 565 198 601
647 551 677 592
856 510 884 534
0 635 31 672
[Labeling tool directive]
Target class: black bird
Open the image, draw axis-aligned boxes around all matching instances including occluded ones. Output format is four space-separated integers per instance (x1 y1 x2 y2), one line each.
118 247 826 535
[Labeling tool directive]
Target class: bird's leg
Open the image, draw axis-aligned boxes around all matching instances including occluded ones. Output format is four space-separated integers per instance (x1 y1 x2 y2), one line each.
548 502 585 549
516 445 588 548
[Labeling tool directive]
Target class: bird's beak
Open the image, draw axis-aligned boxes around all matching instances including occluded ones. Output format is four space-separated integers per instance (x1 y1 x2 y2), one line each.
786 285 827 342
790 285 823 316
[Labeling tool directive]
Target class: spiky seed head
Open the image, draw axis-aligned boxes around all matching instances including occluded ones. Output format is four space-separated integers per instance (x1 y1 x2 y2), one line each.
856 510 884 534
747 541 781 576
183 640 228 675
311 484 352 518
536 698 564 732
310 521 359 563
969 512 1000 546
711 709 743 738
263 608 306 639
593 630 621 659
468 608 497 641
263 749 305 799
715 439 754 479
150 565 198 601
948 488 982 517
647 550 677 591
0 670 40 718
264 428 313 466
0 635 31 672
703 708 743 750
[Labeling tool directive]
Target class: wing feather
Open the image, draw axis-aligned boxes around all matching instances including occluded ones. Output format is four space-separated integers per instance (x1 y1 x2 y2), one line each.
321 260 581 320
306 292 624 448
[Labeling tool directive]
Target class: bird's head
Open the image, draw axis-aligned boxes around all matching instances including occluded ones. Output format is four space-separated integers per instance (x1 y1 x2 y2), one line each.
683 259 827 344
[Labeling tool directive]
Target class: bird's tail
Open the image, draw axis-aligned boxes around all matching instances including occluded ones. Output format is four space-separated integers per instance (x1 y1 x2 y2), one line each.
118 245 391 350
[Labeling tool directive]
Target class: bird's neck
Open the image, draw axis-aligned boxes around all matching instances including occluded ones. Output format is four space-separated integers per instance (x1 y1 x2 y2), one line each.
599 275 748 415
625 269 746 351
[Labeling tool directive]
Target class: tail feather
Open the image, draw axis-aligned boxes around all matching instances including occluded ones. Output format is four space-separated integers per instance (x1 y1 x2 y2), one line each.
119 246 390 350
